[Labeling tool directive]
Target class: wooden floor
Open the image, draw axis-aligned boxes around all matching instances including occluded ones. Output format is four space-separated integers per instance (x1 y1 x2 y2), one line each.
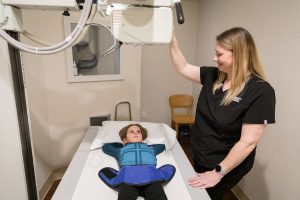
43 179 60 200
179 135 238 200
43 136 238 200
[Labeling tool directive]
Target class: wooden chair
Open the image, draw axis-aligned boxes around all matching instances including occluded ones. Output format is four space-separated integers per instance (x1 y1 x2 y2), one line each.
169 94 195 140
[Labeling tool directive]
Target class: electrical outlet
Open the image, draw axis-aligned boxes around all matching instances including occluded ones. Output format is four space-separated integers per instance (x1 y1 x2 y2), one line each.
141 111 147 118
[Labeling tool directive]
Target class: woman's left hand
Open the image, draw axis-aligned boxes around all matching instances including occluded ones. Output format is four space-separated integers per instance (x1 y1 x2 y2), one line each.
188 170 223 189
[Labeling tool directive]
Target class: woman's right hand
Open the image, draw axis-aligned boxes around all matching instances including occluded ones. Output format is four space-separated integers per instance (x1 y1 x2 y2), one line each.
188 170 222 189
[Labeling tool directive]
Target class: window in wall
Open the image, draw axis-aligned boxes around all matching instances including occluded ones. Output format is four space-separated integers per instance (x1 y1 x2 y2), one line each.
64 16 123 82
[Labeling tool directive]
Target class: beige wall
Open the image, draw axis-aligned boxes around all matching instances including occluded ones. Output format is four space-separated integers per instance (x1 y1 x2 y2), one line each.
0 38 28 200
21 10 142 190
196 0 300 199
141 0 200 124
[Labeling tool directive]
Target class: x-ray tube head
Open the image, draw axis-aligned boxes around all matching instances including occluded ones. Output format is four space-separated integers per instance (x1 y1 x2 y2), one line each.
111 7 173 44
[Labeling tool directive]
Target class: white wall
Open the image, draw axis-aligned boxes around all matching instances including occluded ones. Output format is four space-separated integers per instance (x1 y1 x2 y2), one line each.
141 0 200 124
21 10 142 191
0 39 28 200
196 0 300 199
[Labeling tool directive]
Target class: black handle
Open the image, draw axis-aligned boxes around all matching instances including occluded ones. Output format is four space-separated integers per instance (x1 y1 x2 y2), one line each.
175 2 184 24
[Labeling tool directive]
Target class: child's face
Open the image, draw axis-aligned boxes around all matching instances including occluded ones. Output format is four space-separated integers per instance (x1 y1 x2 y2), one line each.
123 125 143 143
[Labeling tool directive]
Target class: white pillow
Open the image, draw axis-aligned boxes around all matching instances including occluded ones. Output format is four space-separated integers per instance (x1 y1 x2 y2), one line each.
89 121 176 151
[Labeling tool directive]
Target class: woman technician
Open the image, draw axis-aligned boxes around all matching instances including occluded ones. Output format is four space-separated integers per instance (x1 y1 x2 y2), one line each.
169 27 276 200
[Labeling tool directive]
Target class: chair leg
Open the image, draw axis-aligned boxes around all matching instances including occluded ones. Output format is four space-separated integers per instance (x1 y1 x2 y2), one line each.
175 123 179 140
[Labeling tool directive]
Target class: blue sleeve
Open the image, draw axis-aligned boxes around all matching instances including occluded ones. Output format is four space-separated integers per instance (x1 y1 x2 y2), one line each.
102 143 123 159
149 144 165 155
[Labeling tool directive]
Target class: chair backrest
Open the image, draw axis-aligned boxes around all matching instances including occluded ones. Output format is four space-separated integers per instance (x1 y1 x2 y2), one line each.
169 94 193 116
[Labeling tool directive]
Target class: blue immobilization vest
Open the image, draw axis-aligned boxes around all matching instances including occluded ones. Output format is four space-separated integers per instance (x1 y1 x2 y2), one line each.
119 143 157 166
99 142 176 188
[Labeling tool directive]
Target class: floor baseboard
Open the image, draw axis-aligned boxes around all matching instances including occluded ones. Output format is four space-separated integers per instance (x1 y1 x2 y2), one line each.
232 185 250 200
39 166 67 200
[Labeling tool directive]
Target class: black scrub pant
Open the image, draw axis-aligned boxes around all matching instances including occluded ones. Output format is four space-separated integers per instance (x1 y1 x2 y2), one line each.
118 182 168 200
193 159 244 200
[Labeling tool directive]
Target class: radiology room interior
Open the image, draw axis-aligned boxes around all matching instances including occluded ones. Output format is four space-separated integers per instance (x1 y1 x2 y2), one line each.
1 0 299 199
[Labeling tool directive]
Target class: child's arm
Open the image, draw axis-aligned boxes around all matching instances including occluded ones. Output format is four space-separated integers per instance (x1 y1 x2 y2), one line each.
149 144 166 155
102 143 123 158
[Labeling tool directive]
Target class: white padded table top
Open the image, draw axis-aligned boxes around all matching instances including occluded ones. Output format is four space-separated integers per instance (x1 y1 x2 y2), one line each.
53 126 210 200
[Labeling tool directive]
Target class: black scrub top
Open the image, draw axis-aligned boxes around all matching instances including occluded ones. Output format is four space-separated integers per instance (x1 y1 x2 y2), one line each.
191 66 276 177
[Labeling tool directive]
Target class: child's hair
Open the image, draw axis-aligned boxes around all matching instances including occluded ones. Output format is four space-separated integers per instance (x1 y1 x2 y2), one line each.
119 123 148 141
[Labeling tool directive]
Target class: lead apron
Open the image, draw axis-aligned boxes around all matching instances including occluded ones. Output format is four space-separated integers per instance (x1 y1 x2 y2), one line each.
99 164 176 188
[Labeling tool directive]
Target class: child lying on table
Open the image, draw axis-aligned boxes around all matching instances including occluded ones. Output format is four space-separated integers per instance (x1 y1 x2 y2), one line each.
99 123 176 200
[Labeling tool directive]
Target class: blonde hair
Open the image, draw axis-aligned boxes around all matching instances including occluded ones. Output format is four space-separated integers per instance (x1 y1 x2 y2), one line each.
213 27 266 105
119 124 148 141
